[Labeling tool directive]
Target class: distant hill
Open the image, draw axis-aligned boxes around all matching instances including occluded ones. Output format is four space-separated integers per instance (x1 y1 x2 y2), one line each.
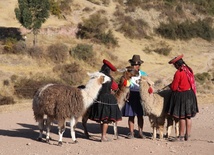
0 0 213 104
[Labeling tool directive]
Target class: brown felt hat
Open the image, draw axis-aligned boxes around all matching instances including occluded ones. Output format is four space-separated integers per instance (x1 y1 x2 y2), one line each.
168 54 184 64
128 55 144 65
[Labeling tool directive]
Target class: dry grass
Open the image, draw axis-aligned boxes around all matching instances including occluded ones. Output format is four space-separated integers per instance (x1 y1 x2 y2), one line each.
0 0 214 105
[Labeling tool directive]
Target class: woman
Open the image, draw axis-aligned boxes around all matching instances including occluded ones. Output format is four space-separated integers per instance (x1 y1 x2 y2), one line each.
167 54 199 141
122 55 147 139
89 59 122 142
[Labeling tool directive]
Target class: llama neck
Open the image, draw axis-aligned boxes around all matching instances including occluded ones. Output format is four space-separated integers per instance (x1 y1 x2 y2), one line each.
140 82 154 107
115 87 130 110
81 81 102 110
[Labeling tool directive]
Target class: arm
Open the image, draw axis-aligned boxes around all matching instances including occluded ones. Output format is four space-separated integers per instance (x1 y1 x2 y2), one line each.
171 71 180 91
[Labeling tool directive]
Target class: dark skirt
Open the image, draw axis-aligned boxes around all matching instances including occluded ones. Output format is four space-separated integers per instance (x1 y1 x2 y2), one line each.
122 91 144 117
167 89 199 118
89 93 122 123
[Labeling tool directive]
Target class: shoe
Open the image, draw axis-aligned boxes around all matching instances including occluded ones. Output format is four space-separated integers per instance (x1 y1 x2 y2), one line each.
101 138 111 142
179 136 184 141
168 136 184 142
185 134 190 141
127 132 134 139
138 133 144 139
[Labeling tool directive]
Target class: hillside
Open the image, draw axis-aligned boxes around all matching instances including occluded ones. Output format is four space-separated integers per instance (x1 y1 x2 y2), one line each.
0 0 214 104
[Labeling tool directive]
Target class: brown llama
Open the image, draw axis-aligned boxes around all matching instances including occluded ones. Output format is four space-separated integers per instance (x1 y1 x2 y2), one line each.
82 66 139 139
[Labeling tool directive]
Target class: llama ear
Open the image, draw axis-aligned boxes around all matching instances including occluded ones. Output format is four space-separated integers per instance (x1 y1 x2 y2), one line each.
147 77 155 86
87 72 92 77
117 68 127 72
87 72 98 78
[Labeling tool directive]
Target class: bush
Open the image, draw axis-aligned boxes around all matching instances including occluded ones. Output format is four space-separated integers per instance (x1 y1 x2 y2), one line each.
144 41 171 56
3 37 17 53
156 18 214 41
47 43 69 63
12 41 27 54
49 0 62 18
76 12 118 47
195 72 211 84
53 63 86 85
95 30 118 47
14 77 62 99
117 16 148 39
0 95 15 105
27 46 44 59
70 44 94 62
76 13 108 39
153 47 171 56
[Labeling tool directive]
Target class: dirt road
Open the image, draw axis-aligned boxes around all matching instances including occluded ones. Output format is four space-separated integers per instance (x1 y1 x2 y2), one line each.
0 98 214 155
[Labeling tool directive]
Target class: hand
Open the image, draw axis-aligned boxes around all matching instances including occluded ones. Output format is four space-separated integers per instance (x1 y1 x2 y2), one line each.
148 86 153 94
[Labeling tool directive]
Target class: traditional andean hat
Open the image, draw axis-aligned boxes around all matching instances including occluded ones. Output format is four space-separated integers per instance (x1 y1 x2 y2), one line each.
103 59 117 71
168 54 184 64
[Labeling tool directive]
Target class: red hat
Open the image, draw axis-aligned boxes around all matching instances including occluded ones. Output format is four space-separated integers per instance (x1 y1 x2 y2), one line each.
111 81 118 90
103 59 117 71
168 54 184 64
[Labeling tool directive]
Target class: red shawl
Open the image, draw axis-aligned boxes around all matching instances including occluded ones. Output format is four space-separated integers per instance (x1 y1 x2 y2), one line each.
181 65 197 94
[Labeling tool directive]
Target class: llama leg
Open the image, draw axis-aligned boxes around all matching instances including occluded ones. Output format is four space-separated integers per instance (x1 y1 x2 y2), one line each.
159 125 164 139
153 126 157 140
166 116 173 138
37 118 44 141
57 120 66 146
82 111 90 138
113 122 118 140
45 117 52 143
70 116 78 143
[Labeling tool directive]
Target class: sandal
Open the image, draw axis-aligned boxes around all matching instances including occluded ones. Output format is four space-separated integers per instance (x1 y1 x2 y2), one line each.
101 137 111 142
178 136 185 142
185 134 191 141
127 132 134 139
168 136 184 142
138 132 144 139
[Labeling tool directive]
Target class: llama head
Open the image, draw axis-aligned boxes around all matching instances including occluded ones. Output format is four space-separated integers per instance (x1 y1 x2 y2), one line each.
118 66 139 89
124 66 139 80
87 72 111 85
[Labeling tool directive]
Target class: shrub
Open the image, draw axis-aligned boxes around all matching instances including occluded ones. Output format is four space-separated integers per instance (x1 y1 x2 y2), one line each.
144 41 172 56
14 77 62 99
87 0 100 5
27 46 44 59
125 0 143 12
76 12 118 47
47 43 69 63
153 47 171 56
70 44 94 62
77 13 108 39
118 16 148 39
0 95 15 105
49 0 62 18
195 72 211 84
60 0 72 14
12 41 27 54
3 37 17 53
95 30 118 47
156 18 214 41
53 63 86 85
